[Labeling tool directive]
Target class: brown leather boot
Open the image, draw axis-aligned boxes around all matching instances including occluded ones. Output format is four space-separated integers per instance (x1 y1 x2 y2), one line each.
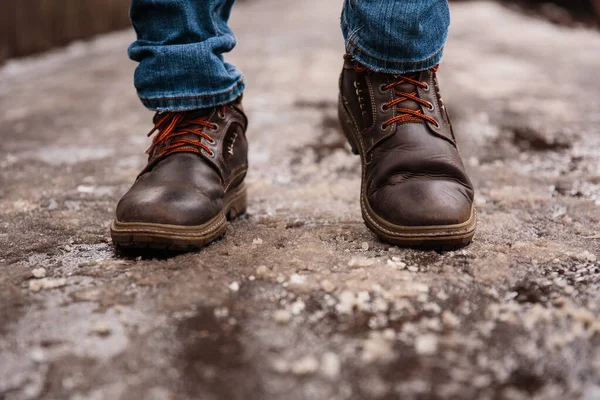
338 55 476 249
111 98 248 250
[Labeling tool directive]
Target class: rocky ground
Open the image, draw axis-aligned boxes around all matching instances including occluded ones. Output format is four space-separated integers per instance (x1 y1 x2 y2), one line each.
1 1 600 399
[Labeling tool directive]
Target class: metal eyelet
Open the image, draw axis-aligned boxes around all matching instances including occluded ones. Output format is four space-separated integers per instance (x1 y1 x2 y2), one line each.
423 83 430 92
205 149 215 157
380 104 390 113
381 123 388 131
207 137 216 145
426 102 434 111
378 84 388 94
432 120 440 129
217 110 226 119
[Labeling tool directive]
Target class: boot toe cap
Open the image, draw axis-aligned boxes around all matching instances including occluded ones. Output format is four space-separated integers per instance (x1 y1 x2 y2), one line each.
368 179 474 227
116 186 222 227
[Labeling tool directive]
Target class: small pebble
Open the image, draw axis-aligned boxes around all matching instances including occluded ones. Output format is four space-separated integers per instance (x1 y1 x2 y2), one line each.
387 259 407 269
424 303 442 314
320 352 341 379
437 291 450 301
91 321 112 337
214 307 229 318
578 251 597 262
29 348 45 363
361 332 395 364
441 311 460 328
415 334 438 355
348 257 375 268
290 300 305 315
252 238 263 245
228 281 240 292
382 328 396 340
256 265 270 277
336 291 356 315
272 359 290 373
361 242 369 251
291 355 320 375
47 199 58 210
289 274 306 285
321 280 336 293
274 310 292 324
29 278 67 292
31 268 47 279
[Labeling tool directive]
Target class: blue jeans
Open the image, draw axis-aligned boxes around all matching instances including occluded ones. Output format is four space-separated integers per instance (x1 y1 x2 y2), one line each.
129 0 450 112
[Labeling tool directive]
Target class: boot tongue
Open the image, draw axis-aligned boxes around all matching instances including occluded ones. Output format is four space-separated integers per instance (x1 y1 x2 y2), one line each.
150 108 216 158
356 60 422 112
390 74 421 112
186 107 214 119
179 108 215 144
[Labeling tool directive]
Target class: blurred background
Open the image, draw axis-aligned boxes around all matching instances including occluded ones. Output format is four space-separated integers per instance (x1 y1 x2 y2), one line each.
1 0 599 63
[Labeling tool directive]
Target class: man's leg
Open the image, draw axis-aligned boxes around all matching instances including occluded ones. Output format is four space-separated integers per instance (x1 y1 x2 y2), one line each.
338 0 477 248
111 0 249 250
341 0 449 74
128 0 244 111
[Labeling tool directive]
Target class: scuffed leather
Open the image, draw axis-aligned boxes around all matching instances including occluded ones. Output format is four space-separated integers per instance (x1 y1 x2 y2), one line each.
116 100 248 226
340 56 475 227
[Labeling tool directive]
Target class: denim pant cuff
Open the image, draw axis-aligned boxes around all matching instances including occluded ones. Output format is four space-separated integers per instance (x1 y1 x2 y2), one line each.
346 38 445 75
139 77 246 112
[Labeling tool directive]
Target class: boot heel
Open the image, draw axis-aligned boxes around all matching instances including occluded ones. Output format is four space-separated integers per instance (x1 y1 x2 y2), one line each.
225 186 247 221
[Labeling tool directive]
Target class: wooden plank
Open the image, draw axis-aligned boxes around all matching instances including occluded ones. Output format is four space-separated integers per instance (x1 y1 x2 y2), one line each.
1 0 131 63
593 0 600 23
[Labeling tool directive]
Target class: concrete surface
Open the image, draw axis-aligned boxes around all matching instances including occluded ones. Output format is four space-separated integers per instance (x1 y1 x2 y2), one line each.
1 1 600 399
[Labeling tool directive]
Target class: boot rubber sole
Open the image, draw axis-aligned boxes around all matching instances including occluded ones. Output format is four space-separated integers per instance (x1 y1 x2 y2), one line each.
110 183 247 252
338 95 476 250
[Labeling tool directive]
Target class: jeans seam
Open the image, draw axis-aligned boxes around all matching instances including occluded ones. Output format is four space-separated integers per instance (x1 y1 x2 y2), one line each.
347 35 444 66
139 77 245 102
346 23 364 45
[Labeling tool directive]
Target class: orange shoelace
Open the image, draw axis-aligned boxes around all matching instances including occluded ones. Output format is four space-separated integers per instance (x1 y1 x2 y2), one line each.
355 63 440 129
146 110 220 159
